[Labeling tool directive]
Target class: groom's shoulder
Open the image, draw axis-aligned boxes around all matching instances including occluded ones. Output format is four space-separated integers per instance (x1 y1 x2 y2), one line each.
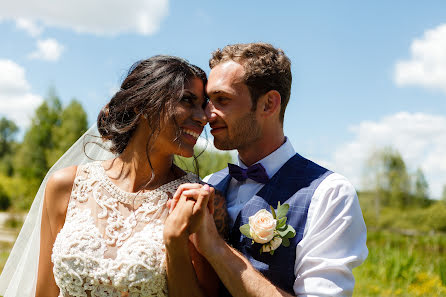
288 153 332 178
203 167 229 184
289 154 357 194
301 157 358 200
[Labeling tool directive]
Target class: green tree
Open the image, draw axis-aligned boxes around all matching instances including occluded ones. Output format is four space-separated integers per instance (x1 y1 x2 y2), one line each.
413 167 430 206
48 99 88 165
14 90 62 180
0 183 11 210
367 147 411 208
2 89 88 210
0 117 18 157
0 117 19 175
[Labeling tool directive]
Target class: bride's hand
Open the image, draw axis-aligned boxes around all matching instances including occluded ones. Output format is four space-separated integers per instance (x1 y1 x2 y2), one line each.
163 184 214 245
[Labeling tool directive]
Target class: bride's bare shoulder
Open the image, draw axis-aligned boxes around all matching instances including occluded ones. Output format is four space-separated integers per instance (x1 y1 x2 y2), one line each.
46 166 78 194
45 166 78 217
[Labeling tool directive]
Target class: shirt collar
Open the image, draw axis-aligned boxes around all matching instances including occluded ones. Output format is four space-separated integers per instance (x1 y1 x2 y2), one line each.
237 137 296 179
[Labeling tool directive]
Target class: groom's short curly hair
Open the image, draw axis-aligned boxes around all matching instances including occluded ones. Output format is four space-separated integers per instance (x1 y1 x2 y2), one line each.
209 42 292 123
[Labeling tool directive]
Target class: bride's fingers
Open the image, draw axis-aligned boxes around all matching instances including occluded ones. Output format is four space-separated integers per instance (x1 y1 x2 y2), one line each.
179 185 215 215
171 191 195 215
173 183 203 201
170 183 203 212
180 189 202 202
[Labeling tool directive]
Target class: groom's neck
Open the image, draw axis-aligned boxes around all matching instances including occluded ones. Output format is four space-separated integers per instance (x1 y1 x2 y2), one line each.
238 129 285 166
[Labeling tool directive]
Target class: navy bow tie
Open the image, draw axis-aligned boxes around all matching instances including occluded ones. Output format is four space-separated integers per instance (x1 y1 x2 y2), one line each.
228 163 270 184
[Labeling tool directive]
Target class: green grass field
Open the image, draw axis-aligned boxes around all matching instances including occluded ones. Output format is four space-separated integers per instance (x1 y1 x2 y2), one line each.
353 230 446 296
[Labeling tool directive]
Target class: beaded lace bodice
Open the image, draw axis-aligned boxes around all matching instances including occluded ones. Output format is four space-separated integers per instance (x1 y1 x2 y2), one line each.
52 161 198 297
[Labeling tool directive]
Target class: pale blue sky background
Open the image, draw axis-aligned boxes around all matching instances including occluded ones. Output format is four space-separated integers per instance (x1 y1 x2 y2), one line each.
0 1 445 197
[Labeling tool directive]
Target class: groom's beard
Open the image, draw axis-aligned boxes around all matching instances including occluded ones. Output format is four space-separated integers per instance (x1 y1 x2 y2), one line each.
214 111 261 151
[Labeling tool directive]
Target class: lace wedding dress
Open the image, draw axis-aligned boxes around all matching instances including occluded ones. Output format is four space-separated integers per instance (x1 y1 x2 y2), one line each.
52 161 197 297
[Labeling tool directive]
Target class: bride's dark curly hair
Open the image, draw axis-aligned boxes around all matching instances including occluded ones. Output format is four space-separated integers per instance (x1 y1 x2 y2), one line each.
97 55 207 155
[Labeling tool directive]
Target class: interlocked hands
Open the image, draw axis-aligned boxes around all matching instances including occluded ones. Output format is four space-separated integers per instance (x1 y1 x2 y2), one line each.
163 183 219 253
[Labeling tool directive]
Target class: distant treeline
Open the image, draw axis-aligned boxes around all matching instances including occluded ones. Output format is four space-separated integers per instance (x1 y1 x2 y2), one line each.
359 147 446 233
0 89 88 210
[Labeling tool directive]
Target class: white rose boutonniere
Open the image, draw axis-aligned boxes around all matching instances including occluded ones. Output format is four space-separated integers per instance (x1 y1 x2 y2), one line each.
239 202 296 255
249 209 276 244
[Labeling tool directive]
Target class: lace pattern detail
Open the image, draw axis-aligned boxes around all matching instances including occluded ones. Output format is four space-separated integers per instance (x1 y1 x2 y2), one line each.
52 161 198 297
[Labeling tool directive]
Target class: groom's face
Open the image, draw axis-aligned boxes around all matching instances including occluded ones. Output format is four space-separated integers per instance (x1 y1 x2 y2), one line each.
206 61 262 151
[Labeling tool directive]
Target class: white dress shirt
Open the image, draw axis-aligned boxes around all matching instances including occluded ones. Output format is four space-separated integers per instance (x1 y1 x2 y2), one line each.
204 138 368 297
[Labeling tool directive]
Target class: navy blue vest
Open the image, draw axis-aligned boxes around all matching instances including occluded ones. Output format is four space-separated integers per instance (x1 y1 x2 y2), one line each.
208 153 332 295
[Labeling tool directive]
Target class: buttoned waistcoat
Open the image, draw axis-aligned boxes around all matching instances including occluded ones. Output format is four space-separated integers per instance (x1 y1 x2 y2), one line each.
207 154 332 295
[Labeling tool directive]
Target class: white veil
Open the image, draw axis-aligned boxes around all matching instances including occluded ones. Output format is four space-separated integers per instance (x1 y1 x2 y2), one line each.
0 124 115 297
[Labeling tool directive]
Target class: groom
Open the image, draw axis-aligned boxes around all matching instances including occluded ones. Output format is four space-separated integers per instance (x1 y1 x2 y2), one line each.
188 43 367 296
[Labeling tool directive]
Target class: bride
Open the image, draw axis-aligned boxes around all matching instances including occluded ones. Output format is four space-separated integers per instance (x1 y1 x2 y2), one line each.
0 55 228 297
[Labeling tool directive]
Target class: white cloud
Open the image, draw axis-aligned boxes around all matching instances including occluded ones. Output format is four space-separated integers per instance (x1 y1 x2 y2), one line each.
29 38 64 61
329 112 446 199
15 18 42 37
0 60 43 128
395 24 446 93
0 0 169 36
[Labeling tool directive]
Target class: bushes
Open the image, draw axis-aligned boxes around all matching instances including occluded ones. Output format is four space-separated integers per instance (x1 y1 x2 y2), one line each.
0 174 40 211
423 203 446 232
359 192 446 233
175 147 234 179
0 184 10 210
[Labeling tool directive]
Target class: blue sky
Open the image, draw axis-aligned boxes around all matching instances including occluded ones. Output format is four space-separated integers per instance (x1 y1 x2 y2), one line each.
0 1 445 198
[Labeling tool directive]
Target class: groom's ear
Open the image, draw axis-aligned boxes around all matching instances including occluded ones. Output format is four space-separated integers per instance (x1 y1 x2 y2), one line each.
259 90 281 119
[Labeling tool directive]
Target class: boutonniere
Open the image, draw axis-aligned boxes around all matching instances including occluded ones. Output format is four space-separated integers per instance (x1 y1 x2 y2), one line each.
239 202 296 255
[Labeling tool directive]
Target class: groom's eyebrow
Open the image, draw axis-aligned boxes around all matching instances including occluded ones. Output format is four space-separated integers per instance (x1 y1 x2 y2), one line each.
208 90 233 97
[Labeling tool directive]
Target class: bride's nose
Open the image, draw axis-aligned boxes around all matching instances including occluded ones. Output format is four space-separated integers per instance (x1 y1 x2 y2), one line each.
192 106 207 126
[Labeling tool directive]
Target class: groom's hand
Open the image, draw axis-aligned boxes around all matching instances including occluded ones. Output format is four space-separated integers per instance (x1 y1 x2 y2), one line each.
189 204 222 258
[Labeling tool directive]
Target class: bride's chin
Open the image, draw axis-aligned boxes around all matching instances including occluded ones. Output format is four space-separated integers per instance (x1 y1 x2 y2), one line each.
176 147 194 158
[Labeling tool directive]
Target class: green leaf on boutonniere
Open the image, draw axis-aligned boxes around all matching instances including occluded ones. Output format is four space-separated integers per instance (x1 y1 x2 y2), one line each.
281 237 290 247
240 224 252 239
277 224 296 238
276 203 290 219
284 231 295 239
276 217 287 229
284 225 296 239
277 222 288 232
270 205 277 219
287 225 296 237
269 250 275 255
